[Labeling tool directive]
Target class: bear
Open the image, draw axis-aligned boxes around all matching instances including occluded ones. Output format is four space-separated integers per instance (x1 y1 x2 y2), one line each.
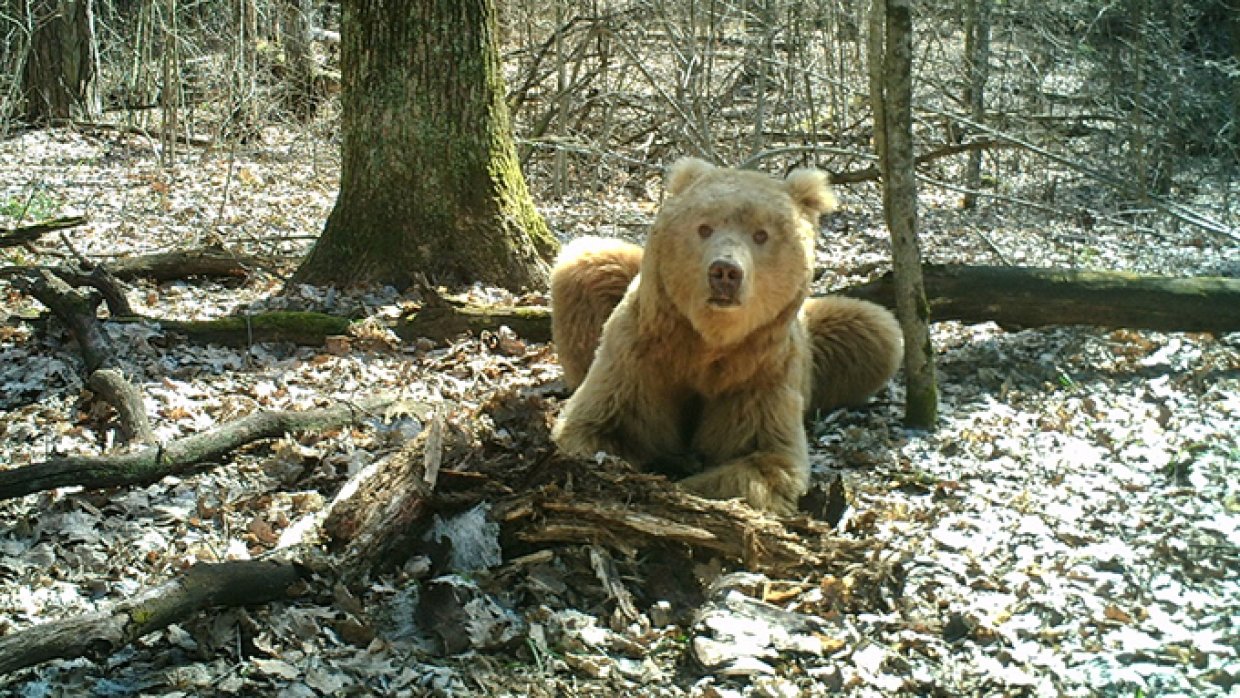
550 158 903 515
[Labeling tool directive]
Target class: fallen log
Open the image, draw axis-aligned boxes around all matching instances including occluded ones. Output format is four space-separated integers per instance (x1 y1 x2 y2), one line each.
55 265 136 316
104 246 268 281
14 310 355 348
0 390 886 676
839 265 1240 333
0 560 306 677
496 477 872 575
0 396 396 501
390 266 1240 339
318 390 877 582
398 301 552 343
136 311 353 346
12 266 1235 355
0 215 87 249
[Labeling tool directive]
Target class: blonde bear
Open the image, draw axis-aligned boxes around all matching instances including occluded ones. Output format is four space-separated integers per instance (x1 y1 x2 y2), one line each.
551 158 902 515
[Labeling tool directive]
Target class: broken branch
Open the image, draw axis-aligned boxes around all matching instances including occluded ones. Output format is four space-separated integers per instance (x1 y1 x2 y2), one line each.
0 396 396 501
0 216 88 249
0 560 306 677
7 267 154 443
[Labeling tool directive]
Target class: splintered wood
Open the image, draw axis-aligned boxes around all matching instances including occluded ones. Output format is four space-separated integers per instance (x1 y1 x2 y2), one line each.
323 388 882 580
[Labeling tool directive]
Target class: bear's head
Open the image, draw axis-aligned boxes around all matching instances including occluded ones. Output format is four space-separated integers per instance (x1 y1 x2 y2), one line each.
641 157 836 347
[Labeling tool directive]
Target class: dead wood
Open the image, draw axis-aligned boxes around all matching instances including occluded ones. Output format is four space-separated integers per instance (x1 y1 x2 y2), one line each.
125 311 354 347
21 265 1225 361
398 301 552 344
0 560 306 677
7 267 155 444
496 469 873 576
70 121 214 147
53 265 136 316
402 266 1240 339
321 411 464 583
320 390 877 584
840 264 1240 333
0 396 396 501
0 215 88 248
104 246 267 281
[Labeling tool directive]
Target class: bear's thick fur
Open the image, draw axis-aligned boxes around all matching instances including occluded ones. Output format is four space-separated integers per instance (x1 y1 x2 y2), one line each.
551 158 902 514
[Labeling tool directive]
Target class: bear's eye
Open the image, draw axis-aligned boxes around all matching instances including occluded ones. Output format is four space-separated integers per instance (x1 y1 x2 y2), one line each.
753 229 769 244
697 224 713 238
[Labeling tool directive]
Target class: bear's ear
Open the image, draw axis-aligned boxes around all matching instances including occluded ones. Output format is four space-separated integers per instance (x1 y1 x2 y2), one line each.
666 157 715 196
785 168 837 216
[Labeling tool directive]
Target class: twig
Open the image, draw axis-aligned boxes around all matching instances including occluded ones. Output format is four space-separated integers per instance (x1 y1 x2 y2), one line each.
917 107 1240 243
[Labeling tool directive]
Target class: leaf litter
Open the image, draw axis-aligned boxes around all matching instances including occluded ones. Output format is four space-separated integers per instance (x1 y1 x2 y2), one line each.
0 128 1237 697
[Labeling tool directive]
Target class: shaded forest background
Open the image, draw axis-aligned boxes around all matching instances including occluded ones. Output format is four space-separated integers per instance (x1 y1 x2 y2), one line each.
2 0 1237 256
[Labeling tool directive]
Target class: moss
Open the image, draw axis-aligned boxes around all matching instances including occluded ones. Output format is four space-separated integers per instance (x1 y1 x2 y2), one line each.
128 607 154 627
904 381 939 429
151 312 352 347
293 0 553 292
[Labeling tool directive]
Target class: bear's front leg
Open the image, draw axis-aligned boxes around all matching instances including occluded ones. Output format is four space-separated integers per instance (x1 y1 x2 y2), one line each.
679 385 811 515
552 323 684 466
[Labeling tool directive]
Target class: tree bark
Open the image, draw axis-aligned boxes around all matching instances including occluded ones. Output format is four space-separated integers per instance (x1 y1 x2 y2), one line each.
870 0 938 429
277 0 324 120
320 392 880 581
0 561 306 676
292 0 556 291
14 267 1233 355
322 413 452 583
20 0 99 123
139 311 353 346
398 300 552 344
498 478 873 576
408 268 1240 337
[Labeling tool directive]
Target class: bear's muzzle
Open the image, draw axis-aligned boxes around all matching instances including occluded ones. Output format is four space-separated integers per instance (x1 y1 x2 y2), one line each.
708 257 744 305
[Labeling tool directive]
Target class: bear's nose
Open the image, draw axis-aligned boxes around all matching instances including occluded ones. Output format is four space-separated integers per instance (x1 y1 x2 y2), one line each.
708 259 744 304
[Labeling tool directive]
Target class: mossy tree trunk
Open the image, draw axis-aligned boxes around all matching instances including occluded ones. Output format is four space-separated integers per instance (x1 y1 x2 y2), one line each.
293 0 556 291
869 0 938 429
20 0 99 123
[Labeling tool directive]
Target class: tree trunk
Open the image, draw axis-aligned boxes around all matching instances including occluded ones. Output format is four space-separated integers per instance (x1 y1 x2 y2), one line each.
21 0 99 123
870 0 938 429
227 0 259 141
278 0 322 120
961 0 991 209
293 0 556 292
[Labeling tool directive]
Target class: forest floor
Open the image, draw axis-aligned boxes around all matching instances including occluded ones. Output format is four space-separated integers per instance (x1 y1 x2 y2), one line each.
0 127 1237 697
